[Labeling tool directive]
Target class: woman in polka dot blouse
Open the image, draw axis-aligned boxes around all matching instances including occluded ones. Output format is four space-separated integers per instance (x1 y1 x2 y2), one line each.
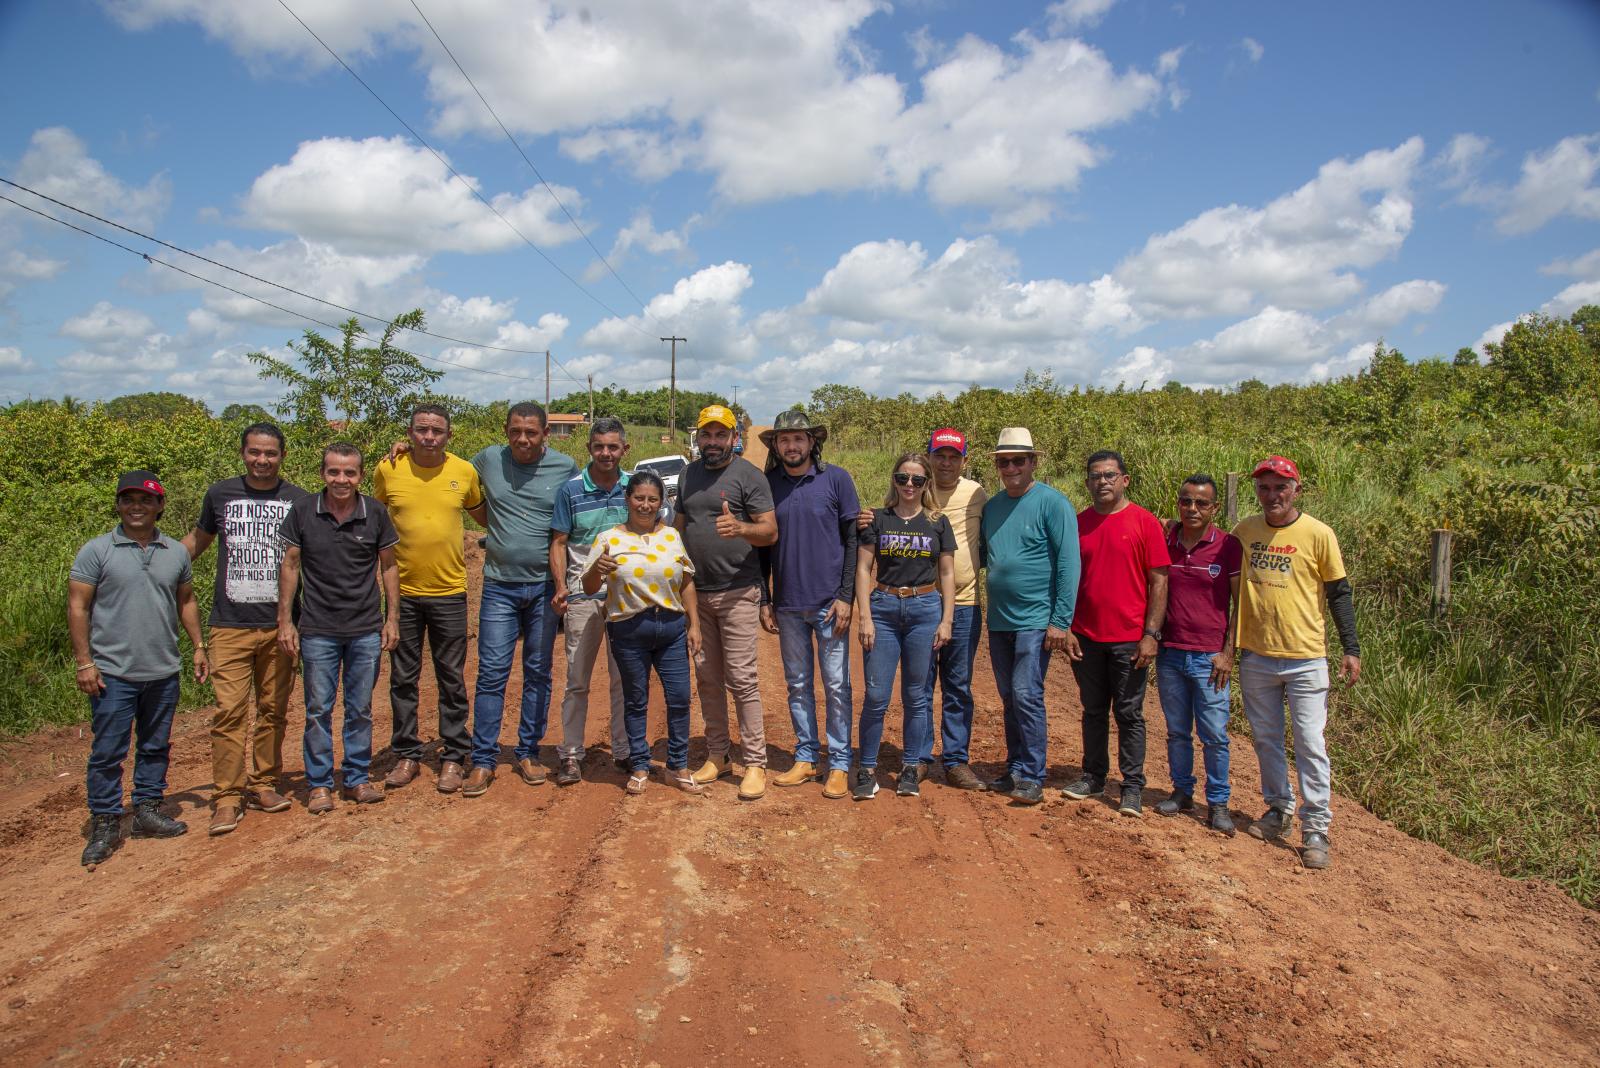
582 471 703 794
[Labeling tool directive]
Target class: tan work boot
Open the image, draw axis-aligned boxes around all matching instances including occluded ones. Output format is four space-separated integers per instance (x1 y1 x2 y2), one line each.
737 766 766 801
822 769 849 799
462 766 494 797
773 761 815 787
245 786 293 813
208 802 243 836
691 754 729 785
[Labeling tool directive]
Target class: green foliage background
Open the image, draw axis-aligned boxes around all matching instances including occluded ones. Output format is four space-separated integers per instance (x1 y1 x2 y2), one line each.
1 309 1596 906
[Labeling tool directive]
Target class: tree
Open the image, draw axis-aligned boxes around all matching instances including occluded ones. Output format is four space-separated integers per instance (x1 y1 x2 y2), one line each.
220 403 271 421
1480 312 1600 412
102 391 211 422
248 310 442 429
1453 346 1480 368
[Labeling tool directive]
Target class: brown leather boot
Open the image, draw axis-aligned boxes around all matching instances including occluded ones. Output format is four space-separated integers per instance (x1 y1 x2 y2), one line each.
773 761 815 787
436 761 465 794
245 787 293 813
384 758 421 788
208 802 243 836
517 758 548 785
307 787 335 815
341 782 385 804
462 766 494 797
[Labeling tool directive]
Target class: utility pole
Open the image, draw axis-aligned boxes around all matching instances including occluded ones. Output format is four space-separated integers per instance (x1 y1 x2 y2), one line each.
544 350 550 406
587 374 594 424
660 336 685 443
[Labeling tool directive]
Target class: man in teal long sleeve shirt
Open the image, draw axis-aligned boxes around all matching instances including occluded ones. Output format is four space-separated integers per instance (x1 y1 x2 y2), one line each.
978 427 1079 804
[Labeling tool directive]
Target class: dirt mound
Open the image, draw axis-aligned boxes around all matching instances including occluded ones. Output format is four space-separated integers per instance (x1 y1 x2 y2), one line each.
1 541 1595 1065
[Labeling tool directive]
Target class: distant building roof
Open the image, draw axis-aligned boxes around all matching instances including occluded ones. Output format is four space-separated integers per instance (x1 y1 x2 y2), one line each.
546 413 587 423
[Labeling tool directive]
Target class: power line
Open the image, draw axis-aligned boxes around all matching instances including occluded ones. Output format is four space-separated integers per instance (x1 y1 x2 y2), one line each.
0 191 555 386
0 176 560 360
276 0 655 341
406 0 667 335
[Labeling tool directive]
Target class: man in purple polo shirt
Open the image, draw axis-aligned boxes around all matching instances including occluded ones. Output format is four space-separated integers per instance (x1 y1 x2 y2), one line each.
1155 473 1243 835
758 410 860 798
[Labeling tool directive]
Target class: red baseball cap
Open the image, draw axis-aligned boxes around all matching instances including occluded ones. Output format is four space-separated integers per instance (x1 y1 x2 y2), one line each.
1251 455 1300 481
115 470 166 497
929 428 967 455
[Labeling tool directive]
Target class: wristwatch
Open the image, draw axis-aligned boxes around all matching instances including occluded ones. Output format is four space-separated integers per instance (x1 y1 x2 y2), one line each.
1143 628 1162 641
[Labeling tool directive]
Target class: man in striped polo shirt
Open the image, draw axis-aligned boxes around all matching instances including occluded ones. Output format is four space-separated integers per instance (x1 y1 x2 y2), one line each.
549 417 632 785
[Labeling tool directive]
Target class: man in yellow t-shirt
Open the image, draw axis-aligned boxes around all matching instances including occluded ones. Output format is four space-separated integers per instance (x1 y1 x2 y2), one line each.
372 404 485 793
1232 455 1361 872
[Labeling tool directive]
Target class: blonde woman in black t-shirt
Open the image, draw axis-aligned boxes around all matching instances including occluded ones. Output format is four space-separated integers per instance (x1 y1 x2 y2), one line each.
852 453 956 800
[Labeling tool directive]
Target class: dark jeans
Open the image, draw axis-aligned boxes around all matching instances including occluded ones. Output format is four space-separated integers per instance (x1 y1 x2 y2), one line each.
1070 635 1149 789
86 673 180 815
989 629 1051 784
606 608 693 772
301 633 382 790
390 593 470 763
918 603 981 767
471 579 559 767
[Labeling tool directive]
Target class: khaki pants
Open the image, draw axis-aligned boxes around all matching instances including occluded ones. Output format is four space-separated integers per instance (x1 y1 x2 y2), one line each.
209 626 295 802
557 597 627 760
694 586 767 767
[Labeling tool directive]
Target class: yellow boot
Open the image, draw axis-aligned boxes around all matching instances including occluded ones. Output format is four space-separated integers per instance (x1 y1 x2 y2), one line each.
691 754 729 785
773 761 815 787
738 766 767 801
822 769 849 799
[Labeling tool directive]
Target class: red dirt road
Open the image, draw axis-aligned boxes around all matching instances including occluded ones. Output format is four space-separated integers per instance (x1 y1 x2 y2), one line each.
1 543 1596 1066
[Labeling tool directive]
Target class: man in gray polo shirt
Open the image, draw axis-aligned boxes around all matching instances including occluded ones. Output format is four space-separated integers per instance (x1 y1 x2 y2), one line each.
69 471 210 867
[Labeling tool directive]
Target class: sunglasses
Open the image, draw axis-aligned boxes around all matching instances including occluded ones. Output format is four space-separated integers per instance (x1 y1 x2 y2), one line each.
994 455 1032 469
1177 496 1216 508
1086 471 1123 483
893 472 929 487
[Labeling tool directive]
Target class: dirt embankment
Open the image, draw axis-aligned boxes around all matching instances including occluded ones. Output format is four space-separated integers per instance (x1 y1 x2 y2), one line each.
0 542 1596 1066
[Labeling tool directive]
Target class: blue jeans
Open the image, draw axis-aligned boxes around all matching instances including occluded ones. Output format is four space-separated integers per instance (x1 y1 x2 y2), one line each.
777 605 853 771
86 673 181 815
472 579 559 767
301 633 382 790
917 604 980 766
1156 647 1231 804
990 629 1051 784
856 591 941 769
607 608 693 772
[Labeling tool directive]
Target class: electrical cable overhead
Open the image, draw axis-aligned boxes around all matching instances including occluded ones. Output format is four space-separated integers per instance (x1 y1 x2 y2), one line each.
0 191 559 386
406 0 668 336
275 0 656 342
0 176 565 360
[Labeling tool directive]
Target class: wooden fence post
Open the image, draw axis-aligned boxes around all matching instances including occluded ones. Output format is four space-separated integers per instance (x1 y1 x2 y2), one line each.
1430 528 1453 617
1225 472 1239 527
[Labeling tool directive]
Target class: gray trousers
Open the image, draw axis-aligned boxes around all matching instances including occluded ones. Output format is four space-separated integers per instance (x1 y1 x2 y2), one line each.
557 596 627 760
1240 651 1332 835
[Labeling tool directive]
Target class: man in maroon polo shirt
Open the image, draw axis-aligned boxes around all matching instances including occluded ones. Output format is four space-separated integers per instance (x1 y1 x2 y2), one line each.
1154 474 1243 835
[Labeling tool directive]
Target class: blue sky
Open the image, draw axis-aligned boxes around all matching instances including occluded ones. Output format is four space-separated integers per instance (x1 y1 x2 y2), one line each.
2 0 1598 418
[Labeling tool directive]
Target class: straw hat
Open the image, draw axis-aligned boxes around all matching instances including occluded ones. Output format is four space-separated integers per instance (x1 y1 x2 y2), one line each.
991 427 1041 456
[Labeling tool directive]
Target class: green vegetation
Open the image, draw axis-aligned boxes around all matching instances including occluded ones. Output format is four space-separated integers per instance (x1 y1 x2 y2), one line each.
1 308 1595 905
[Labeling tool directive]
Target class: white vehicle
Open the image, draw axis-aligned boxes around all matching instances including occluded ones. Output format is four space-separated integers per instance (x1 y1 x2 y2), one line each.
634 454 687 501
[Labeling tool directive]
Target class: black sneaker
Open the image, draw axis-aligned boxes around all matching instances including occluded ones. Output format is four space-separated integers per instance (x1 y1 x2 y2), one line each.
1209 804 1237 837
896 766 920 797
555 757 582 786
851 767 879 801
1009 780 1044 805
80 813 119 866
1247 807 1294 841
129 800 187 839
988 772 1017 795
1060 775 1104 801
1118 786 1143 818
1301 831 1331 869
1155 791 1193 816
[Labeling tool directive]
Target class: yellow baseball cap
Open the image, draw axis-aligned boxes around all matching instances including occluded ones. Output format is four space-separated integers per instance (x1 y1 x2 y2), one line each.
697 404 737 429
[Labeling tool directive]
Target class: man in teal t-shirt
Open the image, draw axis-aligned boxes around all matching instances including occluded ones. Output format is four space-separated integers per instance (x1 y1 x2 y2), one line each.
978 427 1079 804
464 402 579 793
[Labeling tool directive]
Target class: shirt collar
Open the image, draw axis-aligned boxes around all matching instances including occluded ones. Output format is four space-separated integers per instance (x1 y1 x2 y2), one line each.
316 490 368 519
111 524 165 546
581 464 631 493
781 463 817 484
1170 523 1218 548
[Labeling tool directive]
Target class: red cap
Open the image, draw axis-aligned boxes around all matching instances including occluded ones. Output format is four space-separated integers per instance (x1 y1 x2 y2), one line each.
116 470 166 497
1251 455 1300 481
928 428 967 455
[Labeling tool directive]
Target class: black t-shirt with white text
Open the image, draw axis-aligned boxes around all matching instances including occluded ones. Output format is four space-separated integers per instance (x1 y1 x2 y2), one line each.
198 476 310 627
865 508 955 591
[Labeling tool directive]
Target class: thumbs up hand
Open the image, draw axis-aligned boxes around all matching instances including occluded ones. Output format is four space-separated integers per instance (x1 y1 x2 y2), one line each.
594 542 619 576
715 497 743 539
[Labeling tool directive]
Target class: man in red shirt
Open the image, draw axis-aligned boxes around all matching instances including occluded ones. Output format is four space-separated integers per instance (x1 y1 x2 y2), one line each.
1062 450 1170 817
1154 474 1242 835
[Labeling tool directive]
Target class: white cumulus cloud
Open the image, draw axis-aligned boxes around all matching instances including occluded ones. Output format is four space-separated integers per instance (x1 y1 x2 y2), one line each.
1495 133 1600 235
60 301 157 345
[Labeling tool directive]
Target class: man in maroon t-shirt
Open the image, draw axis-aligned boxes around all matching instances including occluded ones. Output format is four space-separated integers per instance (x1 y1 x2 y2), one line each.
1154 474 1243 836
1062 450 1170 817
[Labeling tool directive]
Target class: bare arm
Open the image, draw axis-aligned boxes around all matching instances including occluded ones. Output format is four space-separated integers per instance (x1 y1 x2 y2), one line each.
67 580 103 695
277 545 302 658
466 502 488 527
682 573 701 657
854 542 877 651
379 547 400 651
181 527 215 561
742 508 778 546
934 552 955 649
550 531 571 613
177 581 209 682
1211 573 1240 691
1136 566 1170 669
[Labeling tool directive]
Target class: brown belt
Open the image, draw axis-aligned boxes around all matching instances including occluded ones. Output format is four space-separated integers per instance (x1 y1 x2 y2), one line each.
875 582 938 597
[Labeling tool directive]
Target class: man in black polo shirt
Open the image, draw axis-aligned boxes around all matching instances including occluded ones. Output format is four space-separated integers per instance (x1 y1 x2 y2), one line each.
277 444 400 815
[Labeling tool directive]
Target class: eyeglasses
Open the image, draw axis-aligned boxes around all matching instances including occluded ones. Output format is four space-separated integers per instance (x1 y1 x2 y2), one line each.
893 472 928 487
994 455 1032 469
1086 471 1123 483
1176 496 1216 508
